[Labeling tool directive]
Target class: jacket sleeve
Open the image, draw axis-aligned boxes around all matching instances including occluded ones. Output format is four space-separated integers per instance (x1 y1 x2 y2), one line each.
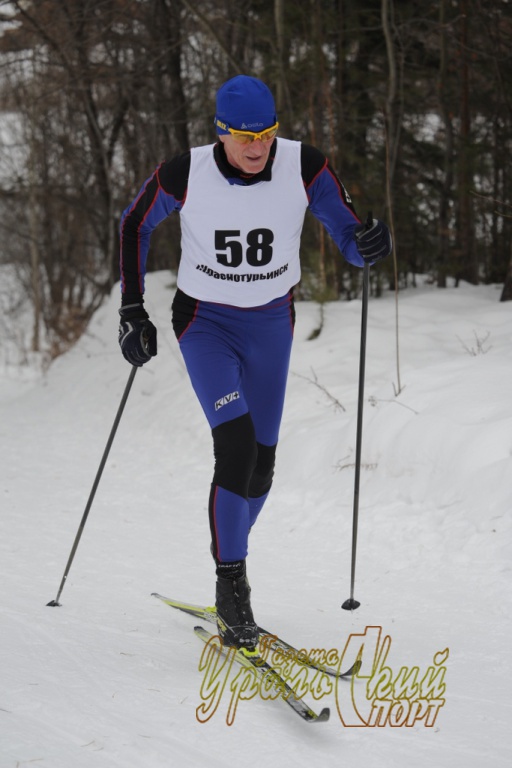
301 144 365 268
119 152 190 304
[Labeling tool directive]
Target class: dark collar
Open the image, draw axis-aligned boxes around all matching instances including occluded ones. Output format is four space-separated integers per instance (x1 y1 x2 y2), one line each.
214 140 276 186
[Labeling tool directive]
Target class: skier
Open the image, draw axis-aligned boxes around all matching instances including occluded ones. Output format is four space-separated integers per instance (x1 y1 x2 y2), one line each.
118 75 391 651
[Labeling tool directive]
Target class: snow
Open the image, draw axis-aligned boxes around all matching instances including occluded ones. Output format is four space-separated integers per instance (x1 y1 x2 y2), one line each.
1 270 511 767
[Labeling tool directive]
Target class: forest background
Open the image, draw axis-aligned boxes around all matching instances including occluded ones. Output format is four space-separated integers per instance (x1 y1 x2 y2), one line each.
0 0 511 362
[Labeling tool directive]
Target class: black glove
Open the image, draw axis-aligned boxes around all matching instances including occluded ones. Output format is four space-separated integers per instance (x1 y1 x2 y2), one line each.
118 303 157 367
354 215 392 264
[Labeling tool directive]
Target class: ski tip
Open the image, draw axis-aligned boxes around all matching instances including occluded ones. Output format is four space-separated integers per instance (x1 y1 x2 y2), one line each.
337 658 362 679
315 707 330 723
352 658 362 675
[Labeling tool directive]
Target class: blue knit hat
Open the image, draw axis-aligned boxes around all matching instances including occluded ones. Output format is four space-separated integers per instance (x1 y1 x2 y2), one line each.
214 75 277 134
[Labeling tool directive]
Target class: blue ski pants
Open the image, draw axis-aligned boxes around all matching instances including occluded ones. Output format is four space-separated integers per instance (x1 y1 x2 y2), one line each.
172 289 295 563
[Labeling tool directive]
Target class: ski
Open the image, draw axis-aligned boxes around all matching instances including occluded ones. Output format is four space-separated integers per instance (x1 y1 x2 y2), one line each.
152 592 361 679
194 625 330 724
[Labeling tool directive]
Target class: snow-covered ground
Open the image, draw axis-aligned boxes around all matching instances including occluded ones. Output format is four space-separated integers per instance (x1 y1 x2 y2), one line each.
1 271 511 767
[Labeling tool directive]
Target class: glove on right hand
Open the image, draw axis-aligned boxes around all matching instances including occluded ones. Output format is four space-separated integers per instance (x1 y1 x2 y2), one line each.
118 303 157 367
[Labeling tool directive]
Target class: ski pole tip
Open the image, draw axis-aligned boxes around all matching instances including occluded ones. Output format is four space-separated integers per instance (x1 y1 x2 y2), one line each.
46 600 62 607
342 598 361 611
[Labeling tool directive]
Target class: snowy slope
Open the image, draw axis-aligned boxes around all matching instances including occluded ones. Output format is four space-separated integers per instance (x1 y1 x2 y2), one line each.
1 271 511 767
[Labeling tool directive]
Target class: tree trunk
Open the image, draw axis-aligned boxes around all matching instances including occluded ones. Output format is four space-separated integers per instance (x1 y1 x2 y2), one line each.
456 2 477 285
28 145 41 353
26 54 41 353
273 0 295 135
381 0 402 394
500 248 512 301
162 0 189 152
436 0 454 288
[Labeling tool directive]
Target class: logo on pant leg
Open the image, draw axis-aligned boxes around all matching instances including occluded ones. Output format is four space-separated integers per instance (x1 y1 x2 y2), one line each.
215 391 240 411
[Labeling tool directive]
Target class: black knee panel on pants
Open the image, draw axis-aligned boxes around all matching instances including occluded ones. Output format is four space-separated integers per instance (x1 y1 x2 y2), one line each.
249 442 276 498
212 413 258 499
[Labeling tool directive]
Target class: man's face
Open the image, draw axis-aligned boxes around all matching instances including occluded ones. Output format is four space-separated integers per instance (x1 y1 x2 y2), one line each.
219 134 274 175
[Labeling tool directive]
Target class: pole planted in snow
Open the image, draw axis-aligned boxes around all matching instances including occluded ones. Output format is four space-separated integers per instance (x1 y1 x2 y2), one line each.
47 365 138 606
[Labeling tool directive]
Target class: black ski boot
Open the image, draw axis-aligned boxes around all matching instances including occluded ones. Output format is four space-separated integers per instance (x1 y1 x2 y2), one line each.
216 567 259 652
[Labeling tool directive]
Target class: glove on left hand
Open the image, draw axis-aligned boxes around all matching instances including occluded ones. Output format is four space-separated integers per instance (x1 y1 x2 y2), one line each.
354 217 392 264
118 303 157 367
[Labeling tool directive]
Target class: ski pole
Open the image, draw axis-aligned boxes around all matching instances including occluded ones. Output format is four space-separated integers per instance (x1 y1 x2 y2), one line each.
47 365 138 607
342 236 371 611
